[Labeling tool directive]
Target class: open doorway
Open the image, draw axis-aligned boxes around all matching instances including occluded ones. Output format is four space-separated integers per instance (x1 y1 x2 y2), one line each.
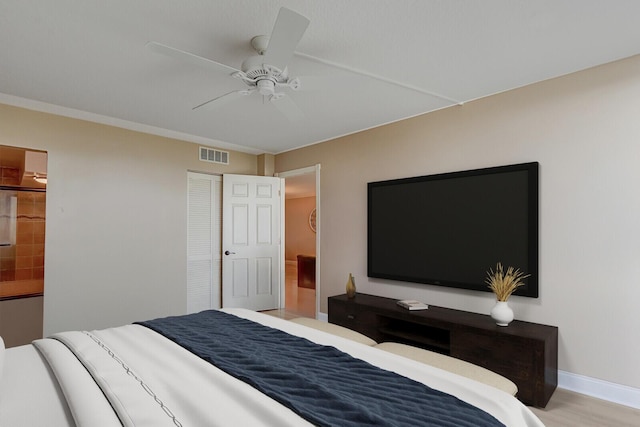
278 166 319 319
0 145 47 347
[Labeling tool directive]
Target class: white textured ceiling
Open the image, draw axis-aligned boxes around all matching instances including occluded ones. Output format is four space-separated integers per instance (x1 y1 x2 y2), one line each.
1 1 639 154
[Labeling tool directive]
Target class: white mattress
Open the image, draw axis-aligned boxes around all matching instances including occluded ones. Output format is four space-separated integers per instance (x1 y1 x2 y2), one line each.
0 309 544 427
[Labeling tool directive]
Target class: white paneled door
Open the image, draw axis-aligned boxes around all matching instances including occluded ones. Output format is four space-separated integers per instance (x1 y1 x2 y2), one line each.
222 174 283 310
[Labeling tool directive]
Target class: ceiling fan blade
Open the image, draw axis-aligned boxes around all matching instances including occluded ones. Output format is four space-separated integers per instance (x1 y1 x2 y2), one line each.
263 8 310 71
193 89 254 110
147 41 240 75
270 93 305 122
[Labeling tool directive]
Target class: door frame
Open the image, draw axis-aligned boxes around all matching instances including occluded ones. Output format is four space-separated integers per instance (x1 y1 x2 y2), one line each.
276 164 321 317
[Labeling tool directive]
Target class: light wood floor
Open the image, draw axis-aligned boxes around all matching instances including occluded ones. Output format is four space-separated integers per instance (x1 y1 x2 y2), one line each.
280 262 315 319
529 388 640 426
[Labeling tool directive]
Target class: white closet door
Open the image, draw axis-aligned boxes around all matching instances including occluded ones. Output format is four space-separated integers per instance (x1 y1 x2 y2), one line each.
187 172 222 313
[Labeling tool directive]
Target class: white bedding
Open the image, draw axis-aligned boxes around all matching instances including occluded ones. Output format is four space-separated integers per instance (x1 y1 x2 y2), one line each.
0 339 75 426
0 309 544 427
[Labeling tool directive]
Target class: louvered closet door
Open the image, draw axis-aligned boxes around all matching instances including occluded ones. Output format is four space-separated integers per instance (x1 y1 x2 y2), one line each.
187 172 222 313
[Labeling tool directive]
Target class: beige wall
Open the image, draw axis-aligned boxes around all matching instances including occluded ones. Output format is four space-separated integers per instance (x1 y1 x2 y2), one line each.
285 197 316 261
275 55 640 390
0 104 257 335
0 296 43 347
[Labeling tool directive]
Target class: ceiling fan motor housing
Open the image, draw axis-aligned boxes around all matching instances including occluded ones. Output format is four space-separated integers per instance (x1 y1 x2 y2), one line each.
239 55 290 95
149 7 309 119
242 55 288 78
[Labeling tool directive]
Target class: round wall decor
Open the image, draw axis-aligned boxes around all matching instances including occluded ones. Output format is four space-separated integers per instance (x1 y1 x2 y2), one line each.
308 208 316 233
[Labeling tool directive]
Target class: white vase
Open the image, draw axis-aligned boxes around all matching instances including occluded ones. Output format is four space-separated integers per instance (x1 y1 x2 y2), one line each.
490 301 514 326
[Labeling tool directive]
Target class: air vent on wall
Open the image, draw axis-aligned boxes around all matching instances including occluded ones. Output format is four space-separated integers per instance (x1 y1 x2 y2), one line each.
199 147 229 165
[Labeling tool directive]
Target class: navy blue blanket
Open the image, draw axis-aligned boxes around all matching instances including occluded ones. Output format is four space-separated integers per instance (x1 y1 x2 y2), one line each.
138 311 503 427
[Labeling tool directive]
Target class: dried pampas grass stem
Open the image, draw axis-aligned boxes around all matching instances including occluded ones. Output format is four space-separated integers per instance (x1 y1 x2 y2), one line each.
485 262 530 302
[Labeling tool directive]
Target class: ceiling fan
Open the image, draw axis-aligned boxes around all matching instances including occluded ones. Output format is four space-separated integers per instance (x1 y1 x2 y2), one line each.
147 7 310 121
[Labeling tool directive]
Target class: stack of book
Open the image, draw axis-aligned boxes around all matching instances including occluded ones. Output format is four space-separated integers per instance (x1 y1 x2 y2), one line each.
396 300 429 311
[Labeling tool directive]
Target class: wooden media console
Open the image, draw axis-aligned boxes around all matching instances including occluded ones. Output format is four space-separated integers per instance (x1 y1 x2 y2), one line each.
328 293 558 407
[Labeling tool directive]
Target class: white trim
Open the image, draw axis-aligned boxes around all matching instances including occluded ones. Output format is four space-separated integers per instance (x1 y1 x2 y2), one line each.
279 176 286 310
276 165 317 178
558 370 640 409
0 92 262 155
277 165 321 318
313 165 321 319
294 52 464 105
317 311 328 322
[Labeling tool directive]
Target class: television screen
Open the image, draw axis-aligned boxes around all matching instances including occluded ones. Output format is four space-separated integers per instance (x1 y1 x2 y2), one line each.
367 162 538 297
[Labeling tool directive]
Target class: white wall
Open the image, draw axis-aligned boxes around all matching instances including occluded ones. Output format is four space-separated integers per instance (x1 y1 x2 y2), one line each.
275 55 640 392
0 104 257 335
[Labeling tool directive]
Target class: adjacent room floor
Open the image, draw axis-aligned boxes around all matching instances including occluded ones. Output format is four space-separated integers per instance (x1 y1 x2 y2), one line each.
277 261 315 319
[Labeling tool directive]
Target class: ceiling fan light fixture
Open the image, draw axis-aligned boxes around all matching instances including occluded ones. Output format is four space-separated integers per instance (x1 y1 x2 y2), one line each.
257 79 276 96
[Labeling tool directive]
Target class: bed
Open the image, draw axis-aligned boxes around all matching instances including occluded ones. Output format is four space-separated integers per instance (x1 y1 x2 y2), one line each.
0 308 544 426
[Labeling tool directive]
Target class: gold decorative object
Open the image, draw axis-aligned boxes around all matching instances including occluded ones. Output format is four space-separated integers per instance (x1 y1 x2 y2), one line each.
346 273 356 298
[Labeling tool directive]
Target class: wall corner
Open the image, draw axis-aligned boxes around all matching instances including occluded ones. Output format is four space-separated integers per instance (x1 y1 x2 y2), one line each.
257 154 275 176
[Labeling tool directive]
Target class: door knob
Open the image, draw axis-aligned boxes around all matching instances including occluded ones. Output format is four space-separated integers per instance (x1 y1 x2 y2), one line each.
224 250 236 255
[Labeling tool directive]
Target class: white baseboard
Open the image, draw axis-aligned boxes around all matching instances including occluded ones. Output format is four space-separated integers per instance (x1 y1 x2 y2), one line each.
317 311 328 322
558 370 640 409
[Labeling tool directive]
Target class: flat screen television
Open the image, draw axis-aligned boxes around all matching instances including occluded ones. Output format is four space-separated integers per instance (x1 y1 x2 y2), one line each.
368 162 539 297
